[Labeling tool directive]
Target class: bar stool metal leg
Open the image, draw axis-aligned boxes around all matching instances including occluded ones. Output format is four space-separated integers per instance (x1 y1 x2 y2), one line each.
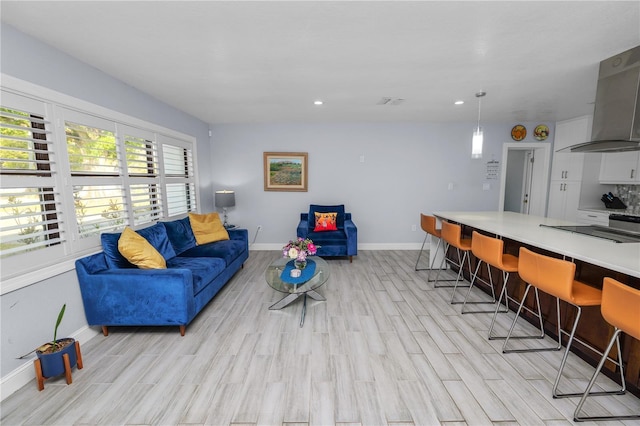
460 260 500 313
449 248 472 304
433 244 468 288
573 329 637 421
488 272 545 340
552 306 626 399
573 277 640 420
502 284 550 352
414 232 430 271
416 234 455 283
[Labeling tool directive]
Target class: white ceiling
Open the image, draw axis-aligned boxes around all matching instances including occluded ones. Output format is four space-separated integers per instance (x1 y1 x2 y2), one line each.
2 1 639 125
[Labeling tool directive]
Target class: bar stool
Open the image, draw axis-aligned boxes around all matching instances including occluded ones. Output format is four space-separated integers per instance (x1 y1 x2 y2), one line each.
503 247 622 399
462 231 536 340
461 231 505 313
435 221 472 302
574 277 638 422
414 214 454 283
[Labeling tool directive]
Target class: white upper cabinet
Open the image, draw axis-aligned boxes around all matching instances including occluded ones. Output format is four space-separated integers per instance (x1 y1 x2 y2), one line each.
553 115 592 151
547 115 591 221
551 116 590 182
599 152 640 183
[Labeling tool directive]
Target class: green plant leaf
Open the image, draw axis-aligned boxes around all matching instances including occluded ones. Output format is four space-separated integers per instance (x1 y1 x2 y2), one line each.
52 304 66 351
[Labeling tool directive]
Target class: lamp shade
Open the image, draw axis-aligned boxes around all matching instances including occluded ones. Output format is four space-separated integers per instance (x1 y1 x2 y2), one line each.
215 190 235 208
472 91 486 159
472 128 483 159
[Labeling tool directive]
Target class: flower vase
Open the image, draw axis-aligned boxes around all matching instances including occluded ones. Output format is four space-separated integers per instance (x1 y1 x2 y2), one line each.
294 259 307 270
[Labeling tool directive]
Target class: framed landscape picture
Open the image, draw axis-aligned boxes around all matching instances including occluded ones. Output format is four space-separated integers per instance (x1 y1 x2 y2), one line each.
263 152 308 192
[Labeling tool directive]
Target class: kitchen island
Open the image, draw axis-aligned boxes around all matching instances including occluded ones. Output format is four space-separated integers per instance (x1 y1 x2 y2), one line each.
432 210 640 394
433 211 640 278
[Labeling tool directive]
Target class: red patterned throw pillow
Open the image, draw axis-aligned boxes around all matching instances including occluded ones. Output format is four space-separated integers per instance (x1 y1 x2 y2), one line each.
314 212 338 231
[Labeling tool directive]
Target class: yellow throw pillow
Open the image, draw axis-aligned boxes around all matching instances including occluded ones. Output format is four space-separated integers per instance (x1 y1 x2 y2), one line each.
117 227 166 269
189 212 229 245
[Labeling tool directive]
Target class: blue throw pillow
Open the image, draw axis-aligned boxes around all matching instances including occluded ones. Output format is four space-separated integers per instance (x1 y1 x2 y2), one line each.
101 232 132 269
136 222 176 261
101 223 177 269
163 217 197 255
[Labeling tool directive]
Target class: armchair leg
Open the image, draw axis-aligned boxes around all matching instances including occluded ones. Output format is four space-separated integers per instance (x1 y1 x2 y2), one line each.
179 325 186 336
101 326 109 336
349 256 353 263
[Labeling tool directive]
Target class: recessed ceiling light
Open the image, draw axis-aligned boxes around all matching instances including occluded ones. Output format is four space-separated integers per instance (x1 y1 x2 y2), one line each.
314 100 323 105
454 100 464 105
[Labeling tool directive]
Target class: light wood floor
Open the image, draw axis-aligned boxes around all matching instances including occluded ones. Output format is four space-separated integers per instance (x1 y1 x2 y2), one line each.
2 250 639 425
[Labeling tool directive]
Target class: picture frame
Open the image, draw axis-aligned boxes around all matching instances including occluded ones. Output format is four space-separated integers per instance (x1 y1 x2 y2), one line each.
263 152 308 192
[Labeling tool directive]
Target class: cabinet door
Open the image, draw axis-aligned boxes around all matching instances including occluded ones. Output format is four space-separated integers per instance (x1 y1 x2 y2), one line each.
547 181 581 222
599 152 640 183
547 181 568 220
563 181 581 223
554 115 592 151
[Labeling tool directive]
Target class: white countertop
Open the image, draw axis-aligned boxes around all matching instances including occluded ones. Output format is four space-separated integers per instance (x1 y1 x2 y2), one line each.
433 211 640 278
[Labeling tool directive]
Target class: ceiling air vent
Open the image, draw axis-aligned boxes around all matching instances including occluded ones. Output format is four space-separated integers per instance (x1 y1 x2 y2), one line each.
377 97 405 106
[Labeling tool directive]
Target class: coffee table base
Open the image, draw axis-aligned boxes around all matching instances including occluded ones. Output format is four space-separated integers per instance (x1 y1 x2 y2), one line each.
269 290 326 327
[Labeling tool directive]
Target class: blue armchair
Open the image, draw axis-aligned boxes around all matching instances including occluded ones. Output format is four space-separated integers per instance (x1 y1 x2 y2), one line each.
297 204 357 262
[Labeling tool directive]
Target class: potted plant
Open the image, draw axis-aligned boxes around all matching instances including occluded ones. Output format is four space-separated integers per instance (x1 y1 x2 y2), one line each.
33 304 83 390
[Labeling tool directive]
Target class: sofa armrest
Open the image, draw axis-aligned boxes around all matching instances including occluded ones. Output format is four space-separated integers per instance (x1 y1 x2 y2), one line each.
297 213 310 239
227 228 249 253
228 228 248 241
76 265 195 326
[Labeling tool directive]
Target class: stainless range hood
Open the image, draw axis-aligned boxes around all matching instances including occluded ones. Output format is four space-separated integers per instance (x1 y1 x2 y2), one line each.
563 45 640 153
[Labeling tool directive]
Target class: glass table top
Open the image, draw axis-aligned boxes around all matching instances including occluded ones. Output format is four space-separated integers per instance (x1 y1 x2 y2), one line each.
265 256 330 294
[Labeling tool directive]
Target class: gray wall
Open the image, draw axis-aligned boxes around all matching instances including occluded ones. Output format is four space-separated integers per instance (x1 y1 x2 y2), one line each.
0 24 210 378
209 122 545 247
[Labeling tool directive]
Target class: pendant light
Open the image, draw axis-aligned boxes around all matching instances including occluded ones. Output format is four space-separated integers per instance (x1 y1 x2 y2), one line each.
472 91 486 159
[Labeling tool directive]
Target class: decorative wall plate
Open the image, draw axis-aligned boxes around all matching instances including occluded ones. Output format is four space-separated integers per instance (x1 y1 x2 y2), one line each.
534 124 550 141
511 125 527 141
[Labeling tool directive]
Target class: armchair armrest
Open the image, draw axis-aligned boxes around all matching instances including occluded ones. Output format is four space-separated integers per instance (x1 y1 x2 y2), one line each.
297 213 310 239
344 217 358 256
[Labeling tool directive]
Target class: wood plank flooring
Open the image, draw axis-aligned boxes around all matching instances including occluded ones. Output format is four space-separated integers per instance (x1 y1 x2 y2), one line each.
2 250 639 425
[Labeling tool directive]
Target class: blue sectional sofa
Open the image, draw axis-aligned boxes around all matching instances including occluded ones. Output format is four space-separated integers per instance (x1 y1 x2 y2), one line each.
75 217 249 336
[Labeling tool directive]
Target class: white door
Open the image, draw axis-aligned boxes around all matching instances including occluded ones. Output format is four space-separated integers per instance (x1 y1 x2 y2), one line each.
520 150 535 214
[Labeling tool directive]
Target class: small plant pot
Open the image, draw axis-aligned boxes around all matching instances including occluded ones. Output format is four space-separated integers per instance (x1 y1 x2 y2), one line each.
34 338 83 390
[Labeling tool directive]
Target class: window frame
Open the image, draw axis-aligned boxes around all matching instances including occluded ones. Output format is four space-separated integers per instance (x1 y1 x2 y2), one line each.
1 75 200 294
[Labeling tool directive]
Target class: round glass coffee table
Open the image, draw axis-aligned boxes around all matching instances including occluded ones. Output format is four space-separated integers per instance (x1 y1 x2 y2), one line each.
265 256 330 327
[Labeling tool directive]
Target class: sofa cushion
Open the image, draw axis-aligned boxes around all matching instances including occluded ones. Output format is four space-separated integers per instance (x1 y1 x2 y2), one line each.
167 256 226 295
118 227 166 269
178 239 246 266
309 204 345 229
189 212 229 245
307 229 347 245
313 211 338 231
102 223 176 269
163 217 197 255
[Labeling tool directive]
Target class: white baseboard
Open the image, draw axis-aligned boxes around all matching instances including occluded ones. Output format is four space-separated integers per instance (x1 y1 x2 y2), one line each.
1 325 100 401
